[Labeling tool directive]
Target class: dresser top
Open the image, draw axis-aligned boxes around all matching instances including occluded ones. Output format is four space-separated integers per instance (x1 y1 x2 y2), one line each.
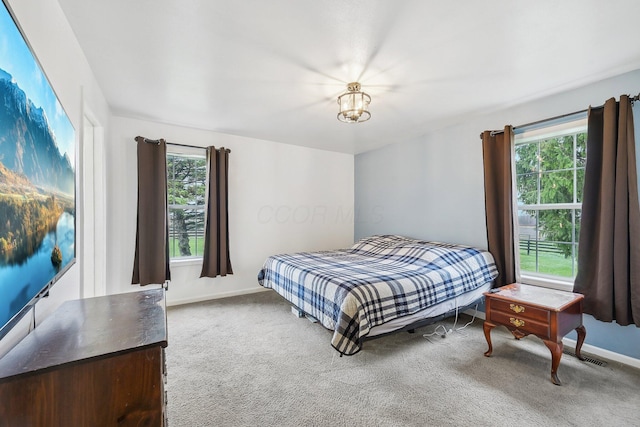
0 289 167 381
487 283 583 310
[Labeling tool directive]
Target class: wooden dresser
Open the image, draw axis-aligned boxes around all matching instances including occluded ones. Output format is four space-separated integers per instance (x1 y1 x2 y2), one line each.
0 289 168 426
483 283 586 385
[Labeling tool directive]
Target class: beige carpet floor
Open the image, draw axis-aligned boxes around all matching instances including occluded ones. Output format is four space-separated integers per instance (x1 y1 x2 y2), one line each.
165 290 640 427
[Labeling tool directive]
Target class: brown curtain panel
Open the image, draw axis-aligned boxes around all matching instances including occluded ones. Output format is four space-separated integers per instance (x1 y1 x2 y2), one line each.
482 126 517 288
574 96 640 326
200 146 233 278
132 137 171 286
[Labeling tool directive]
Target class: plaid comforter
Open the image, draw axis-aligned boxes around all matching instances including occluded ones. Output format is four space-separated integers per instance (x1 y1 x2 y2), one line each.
257 235 498 355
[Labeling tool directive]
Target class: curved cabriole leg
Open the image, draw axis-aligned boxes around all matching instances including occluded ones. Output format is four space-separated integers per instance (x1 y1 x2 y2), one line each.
575 325 586 361
483 322 495 357
543 339 563 386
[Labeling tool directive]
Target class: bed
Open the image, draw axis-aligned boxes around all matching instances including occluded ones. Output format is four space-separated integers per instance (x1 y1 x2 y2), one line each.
257 235 498 355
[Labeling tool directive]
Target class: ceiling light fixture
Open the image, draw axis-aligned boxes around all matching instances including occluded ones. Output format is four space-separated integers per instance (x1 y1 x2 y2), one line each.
337 82 371 123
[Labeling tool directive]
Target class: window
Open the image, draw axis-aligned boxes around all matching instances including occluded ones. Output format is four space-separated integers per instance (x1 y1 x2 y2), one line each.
167 152 207 259
514 116 587 282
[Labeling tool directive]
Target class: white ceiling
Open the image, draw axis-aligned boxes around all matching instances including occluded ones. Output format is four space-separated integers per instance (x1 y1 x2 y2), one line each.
58 0 640 154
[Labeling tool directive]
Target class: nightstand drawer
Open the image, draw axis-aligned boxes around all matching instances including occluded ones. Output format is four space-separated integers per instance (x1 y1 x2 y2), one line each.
491 299 549 323
489 310 550 338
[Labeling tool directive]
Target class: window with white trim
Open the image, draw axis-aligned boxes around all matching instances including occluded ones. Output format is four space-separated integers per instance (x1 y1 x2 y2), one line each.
167 151 207 259
514 116 587 282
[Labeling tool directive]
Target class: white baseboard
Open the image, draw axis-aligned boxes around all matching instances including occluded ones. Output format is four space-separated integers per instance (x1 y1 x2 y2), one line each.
167 287 269 307
463 309 640 370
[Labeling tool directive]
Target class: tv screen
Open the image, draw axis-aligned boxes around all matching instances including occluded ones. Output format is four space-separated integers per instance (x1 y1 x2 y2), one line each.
0 1 76 339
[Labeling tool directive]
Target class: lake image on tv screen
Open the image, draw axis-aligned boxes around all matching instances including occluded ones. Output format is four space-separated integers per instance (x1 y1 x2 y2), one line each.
0 2 76 331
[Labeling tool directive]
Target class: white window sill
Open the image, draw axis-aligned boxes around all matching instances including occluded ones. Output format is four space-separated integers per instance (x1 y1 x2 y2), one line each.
170 257 203 267
519 274 574 292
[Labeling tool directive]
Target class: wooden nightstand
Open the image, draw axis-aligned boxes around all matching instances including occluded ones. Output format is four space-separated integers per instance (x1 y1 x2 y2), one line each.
483 283 586 385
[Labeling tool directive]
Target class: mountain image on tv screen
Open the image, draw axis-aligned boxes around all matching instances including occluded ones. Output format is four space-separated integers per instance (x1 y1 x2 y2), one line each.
0 1 76 335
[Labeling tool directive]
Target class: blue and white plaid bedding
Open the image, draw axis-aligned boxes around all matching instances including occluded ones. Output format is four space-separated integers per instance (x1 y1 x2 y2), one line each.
257 235 498 355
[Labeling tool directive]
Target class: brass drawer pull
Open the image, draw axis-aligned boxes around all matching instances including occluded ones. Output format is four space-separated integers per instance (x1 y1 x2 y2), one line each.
510 318 525 328
510 304 525 314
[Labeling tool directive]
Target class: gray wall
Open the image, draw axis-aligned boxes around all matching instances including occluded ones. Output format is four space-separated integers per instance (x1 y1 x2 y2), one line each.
355 69 640 361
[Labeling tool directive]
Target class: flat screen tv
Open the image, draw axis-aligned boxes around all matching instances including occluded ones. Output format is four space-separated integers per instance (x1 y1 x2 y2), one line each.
0 1 76 340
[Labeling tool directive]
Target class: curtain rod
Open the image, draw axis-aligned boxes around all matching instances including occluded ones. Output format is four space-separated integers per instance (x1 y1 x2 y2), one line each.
478 92 640 139
134 136 231 153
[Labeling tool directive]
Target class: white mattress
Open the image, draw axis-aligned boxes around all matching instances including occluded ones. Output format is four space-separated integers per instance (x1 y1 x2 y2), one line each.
367 282 491 337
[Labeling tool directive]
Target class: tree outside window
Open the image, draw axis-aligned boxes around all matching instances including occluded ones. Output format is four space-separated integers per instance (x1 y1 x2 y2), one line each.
514 121 587 279
167 153 206 258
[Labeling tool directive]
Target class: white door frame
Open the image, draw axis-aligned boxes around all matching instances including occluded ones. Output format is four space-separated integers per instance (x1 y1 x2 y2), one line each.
81 105 107 298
